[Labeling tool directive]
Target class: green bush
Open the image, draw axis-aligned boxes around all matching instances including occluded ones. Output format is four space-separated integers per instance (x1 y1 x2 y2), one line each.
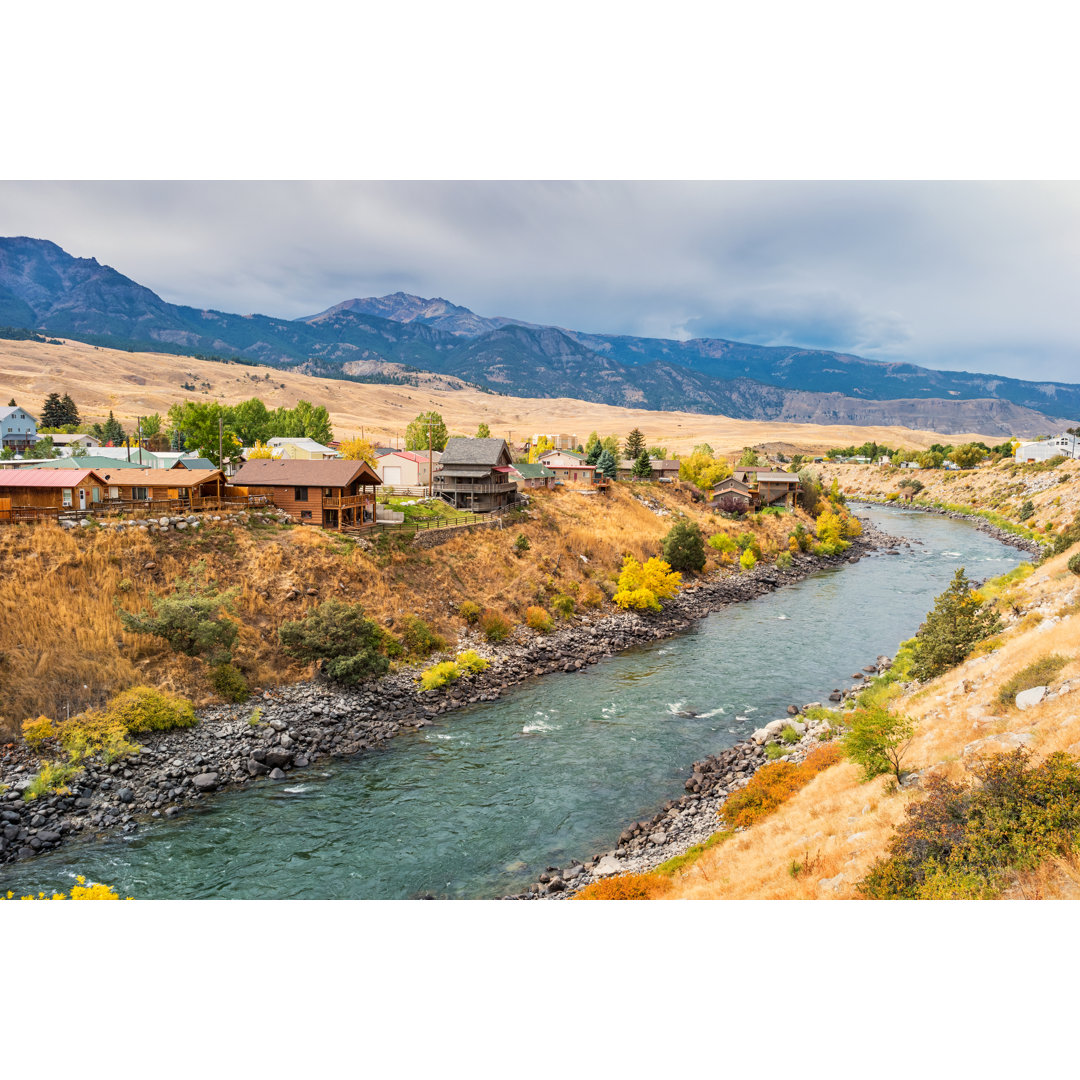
739 548 757 571
708 533 737 554
997 654 1069 706
480 610 512 643
24 760 84 802
776 551 793 570
400 616 446 658
459 600 481 624
552 594 575 618
419 661 461 691
211 662 249 703
780 724 800 745
105 686 198 733
278 600 390 686
841 705 915 782
909 568 1002 681
661 519 706 574
1068 552 1080 576
514 533 531 556
456 649 490 675
1018 499 1035 521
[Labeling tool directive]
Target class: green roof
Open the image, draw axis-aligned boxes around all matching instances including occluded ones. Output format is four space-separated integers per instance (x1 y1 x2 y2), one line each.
176 456 217 470
513 463 555 479
22 455 147 470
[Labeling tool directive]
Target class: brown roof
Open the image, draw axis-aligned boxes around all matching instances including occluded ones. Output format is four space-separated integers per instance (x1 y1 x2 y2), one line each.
0 468 108 489
231 458 381 487
111 468 224 488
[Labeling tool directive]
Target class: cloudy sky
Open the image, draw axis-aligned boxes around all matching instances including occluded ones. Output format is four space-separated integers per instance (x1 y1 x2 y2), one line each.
1 180 1078 381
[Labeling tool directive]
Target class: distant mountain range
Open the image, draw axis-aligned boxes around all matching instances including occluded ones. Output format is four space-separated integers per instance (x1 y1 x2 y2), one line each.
1 235 1076 437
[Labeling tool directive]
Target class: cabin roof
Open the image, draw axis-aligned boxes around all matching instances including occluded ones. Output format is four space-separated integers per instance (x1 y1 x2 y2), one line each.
440 437 512 467
115 468 224 487
0 468 106 488
231 458 381 487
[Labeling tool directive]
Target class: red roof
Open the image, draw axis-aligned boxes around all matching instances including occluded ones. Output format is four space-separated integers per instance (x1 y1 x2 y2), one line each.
492 465 514 473
0 468 106 489
379 450 429 465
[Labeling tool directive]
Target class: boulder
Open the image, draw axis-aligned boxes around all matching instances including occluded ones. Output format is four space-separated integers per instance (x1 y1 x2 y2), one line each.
593 854 622 877
192 773 219 792
263 748 293 769
269 768 286 780
1015 686 1047 711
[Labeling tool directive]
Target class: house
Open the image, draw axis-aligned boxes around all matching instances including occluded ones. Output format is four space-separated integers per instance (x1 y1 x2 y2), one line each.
713 469 800 510
510 462 555 489
0 404 37 452
48 433 101 453
376 450 437 489
0 467 109 515
531 433 578 452
8 455 150 473
616 458 681 482
108 468 226 505
230 458 381 528
266 437 340 460
707 476 754 511
538 449 600 485
1014 434 1080 463
434 438 517 511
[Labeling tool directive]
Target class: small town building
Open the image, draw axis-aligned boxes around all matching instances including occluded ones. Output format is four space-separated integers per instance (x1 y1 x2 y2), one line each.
510 462 555 489
108 468 226 505
230 458 381 528
616 457 681 481
0 467 109 516
713 469 800 510
434 438 517 511
0 404 37 452
538 449 600 484
376 449 437 489
7 455 150 473
707 476 754 511
266 437 340 460
48 433 101 453
1014 434 1080 463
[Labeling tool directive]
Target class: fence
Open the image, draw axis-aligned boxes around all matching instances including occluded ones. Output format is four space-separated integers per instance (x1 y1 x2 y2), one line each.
0 493 269 526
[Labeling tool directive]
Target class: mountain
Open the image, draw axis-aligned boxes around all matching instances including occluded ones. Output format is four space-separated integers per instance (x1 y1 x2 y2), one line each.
1 235 1076 437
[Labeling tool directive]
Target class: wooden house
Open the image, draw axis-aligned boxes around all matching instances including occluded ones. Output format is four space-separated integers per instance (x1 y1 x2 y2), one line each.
0 468 109 517
0 404 37 452
434 438 517 511
266 437 340 460
616 458 681 482
230 458 381 528
707 476 754 512
108 468 226 505
715 469 800 510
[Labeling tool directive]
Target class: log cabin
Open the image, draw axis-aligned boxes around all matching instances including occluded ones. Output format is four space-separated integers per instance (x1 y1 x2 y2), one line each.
0 468 110 517
230 458 381 528
106 468 226 505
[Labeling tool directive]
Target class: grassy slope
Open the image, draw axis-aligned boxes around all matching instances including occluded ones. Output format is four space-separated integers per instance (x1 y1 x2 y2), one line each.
0 337 1001 457
0 484 811 739
660 541 1080 900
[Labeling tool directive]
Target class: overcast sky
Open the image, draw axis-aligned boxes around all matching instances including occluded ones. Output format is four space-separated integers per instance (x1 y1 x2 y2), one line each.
1 180 1078 381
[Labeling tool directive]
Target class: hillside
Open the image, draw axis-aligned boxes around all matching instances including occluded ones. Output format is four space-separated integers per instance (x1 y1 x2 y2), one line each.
0 337 1007 456
2 236 1076 435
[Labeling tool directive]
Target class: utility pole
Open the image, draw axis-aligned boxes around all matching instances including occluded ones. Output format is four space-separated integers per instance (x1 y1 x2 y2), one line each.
137 418 143 465
218 414 224 471
428 421 433 498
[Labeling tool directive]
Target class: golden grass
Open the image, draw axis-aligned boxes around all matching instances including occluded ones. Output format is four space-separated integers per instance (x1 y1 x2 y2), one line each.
0 337 1000 456
662 541 1080 900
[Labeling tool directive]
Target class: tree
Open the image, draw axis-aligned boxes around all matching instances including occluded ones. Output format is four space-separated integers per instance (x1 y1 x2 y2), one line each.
661 519 706 573
601 435 620 459
585 441 602 466
58 393 80 427
0 446 13 460
29 436 57 459
613 556 682 611
7 398 15 407
166 402 240 466
842 705 915 783
949 443 985 469
1018 499 1035 521
910 568 1003 682
738 447 761 466
405 411 448 452
596 448 617 480
339 436 377 465
230 398 272 445
529 435 554 464
692 442 714 456
140 413 162 438
584 431 601 458
789 454 806 470
631 449 653 479
623 428 646 460
246 440 275 459
95 411 126 446
278 601 390 685
476 422 491 439
679 452 732 490
898 477 924 501
40 393 65 428
647 445 668 460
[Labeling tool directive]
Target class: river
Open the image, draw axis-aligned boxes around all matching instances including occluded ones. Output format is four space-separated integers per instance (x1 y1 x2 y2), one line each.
0 504 1030 899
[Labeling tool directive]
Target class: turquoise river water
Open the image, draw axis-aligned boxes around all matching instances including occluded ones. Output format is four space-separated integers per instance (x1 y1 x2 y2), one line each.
0 505 1030 899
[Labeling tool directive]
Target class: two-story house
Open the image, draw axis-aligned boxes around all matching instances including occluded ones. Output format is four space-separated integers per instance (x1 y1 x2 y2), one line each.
0 403 37 452
434 438 517 511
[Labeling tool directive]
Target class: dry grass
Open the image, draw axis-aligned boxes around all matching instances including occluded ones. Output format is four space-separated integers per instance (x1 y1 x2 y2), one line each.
0 337 999 456
662 541 1080 900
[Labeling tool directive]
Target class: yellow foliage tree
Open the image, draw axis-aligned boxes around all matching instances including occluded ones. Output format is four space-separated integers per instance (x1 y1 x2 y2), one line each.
246 441 275 459
613 556 682 612
339 436 378 465
678 452 733 490
815 509 845 546
529 436 555 464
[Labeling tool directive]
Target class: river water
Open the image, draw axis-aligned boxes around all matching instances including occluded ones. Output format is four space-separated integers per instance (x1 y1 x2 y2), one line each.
0 505 1030 900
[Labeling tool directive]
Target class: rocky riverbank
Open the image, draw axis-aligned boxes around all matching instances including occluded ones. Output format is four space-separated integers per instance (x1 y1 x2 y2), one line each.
0 515 895 873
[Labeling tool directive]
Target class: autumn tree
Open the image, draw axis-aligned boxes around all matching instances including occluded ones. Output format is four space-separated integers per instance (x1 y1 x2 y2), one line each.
949 443 985 469
476 422 491 439
613 556 682 611
246 441 275 460
339 436 378 465
842 706 916 783
405 411 448 452
679 452 732 491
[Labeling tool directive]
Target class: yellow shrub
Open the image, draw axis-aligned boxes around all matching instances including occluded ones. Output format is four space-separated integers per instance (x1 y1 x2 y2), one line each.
5 876 128 900
420 661 461 691
526 606 554 633
455 650 490 674
577 872 672 900
21 716 56 748
613 556 681 611
739 548 757 570
103 686 197 734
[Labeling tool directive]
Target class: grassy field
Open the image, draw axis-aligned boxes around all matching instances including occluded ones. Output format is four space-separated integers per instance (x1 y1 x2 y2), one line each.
0 337 1001 457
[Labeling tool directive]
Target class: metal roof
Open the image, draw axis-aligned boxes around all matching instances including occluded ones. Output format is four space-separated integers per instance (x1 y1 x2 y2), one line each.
511 463 555 479
0 468 106 488
231 458 381 487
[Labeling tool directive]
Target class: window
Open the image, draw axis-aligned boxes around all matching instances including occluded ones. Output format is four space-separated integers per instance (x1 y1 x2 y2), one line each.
301 510 312 519
91 487 101 503
62 488 73 507
295 486 308 502
109 486 119 500
133 487 149 501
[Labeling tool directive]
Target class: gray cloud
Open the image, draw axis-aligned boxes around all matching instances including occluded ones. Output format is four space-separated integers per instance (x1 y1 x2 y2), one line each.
1 180 1078 381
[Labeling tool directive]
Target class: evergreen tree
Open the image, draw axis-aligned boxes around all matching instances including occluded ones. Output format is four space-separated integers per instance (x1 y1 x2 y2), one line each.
661 519 706 573
100 411 126 446
40 393 64 428
170 427 182 451
738 446 761 466
586 441 602 466
910 568 1002 681
596 448 617 480
7 398 16 407
631 449 653 479
59 393 81 427
623 427 646 460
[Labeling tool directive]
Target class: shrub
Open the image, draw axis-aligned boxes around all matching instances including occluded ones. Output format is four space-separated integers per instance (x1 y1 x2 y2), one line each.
997 654 1070 706
279 601 390 685
720 744 841 828
909 568 1002 681
23 760 83 801
419 661 462 691
780 724 800 745
525 606 554 633
456 650 490 675
211 662 249 703
21 715 56 749
115 578 133 593
552 593 575 618
514 533 531 556
841 705 915 782
739 548 757 571
480 609 512 643
459 600 481 624
661 519 706 574
1018 499 1035 521
857 750 1080 898
1068 552 1080 576
576 872 672 900
105 686 197 734
613 555 681 612
115 564 238 664
4 875 127 901
775 550 793 570
708 533 737 554
400 616 446 658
